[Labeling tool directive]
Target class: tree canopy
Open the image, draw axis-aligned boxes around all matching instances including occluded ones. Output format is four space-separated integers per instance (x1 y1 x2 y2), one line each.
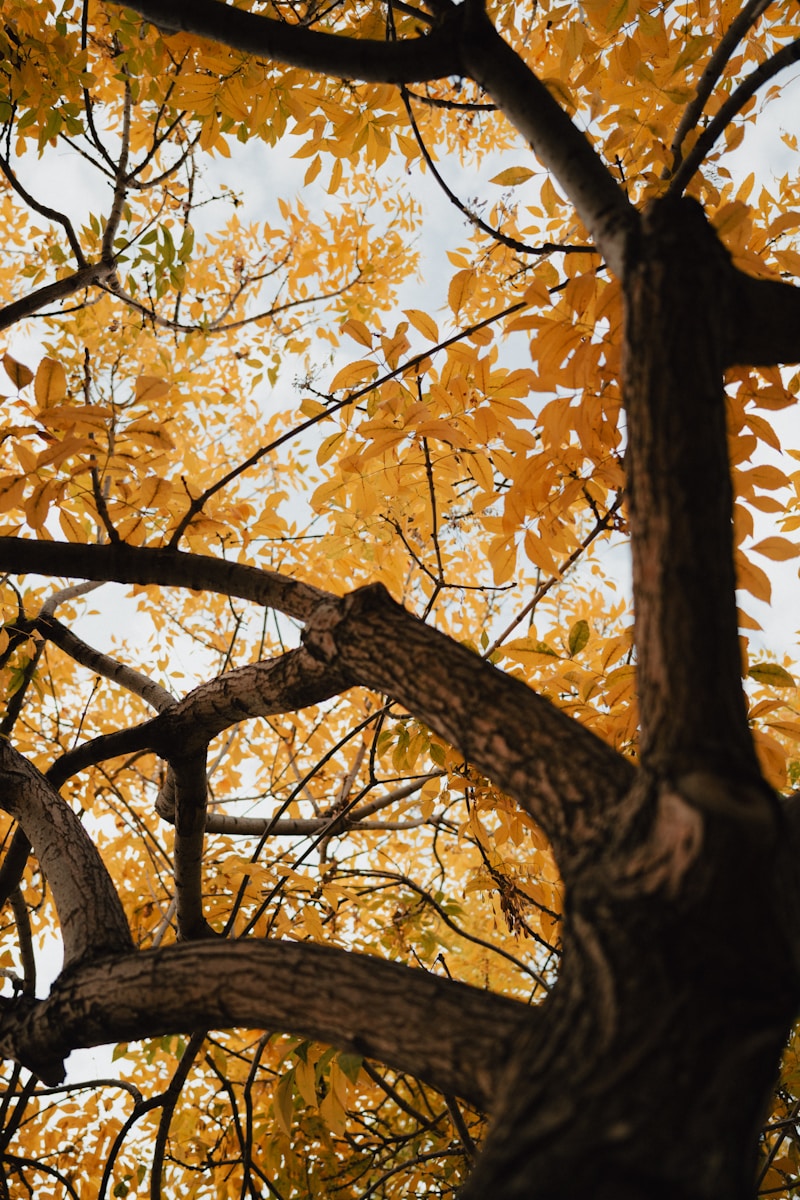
0 0 800 1196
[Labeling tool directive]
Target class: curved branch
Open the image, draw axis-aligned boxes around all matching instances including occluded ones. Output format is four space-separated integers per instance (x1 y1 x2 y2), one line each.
107 0 463 81
301 585 636 860
0 940 532 1105
0 743 132 971
50 646 355 788
39 615 176 713
402 88 596 258
457 1 637 276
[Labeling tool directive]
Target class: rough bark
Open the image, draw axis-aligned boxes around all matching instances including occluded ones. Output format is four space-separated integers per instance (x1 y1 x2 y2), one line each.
0 744 132 970
0 940 531 1105
453 195 800 1200
0 538 328 621
623 197 763 785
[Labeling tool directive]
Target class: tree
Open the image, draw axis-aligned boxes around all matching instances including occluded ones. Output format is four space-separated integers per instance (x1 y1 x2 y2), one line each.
0 0 799 1194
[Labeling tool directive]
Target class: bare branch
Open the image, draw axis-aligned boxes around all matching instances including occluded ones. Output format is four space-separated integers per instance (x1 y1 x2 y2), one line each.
106 0 463 81
0 262 116 333
0 939 532 1104
0 539 331 622
0 743 132 971
669 36 800 197
666 0 773 176
171 772 444 836
39 615 176 713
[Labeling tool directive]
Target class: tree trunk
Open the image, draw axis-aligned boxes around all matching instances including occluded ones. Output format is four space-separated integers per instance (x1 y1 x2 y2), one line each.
459 197 800 1199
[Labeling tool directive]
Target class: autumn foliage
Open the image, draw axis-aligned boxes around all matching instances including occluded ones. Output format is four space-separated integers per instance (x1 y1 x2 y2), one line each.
0 0 799 1197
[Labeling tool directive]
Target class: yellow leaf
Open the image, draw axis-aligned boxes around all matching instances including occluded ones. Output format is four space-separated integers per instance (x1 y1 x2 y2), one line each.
299 398 327 418
2 354 33 390
751 536 799 561
448 268 476 316
489 166 535 186
135 376 171 404
328 157 342 194
304 154 321 185
403 309 439 342
34 357 67 406
489 535 516 585
340 318 373 348
734 550 772 603
317 431 345 465
540 176 561 217
329 360 377 391
522 278 552 307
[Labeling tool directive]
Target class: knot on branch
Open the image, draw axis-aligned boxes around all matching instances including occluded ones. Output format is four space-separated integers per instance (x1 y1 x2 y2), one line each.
301 597 347 664
301 583 395 664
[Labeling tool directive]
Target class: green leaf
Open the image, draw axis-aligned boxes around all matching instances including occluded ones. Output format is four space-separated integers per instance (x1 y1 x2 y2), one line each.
568 619 590 656
748 662 796 689
337 1052 363 1083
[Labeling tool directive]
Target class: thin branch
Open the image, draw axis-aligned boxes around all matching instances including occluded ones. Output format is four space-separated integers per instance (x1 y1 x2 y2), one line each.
0 155 86 266
38 615 176 713
101 81 132 261
402 87 596 257
669 36 800 196
169 772 444 836
484 493 623 657
457 0 637 275
666 0 773 175
166 297 533 545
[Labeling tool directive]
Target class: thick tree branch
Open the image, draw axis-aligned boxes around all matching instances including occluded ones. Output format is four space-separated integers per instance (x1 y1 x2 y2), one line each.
0 743 132 971
456 1 637 275
0 940 532 1104
107 0 463 81
0 539 329 622
171 752 215 940
48 645 353 796
3 536 634 857
727 271 800 366
111 0 635 275
301 585 636 860
623 197 763 784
